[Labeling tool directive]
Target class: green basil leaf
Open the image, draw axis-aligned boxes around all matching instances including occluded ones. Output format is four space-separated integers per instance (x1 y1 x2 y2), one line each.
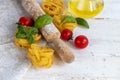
61 15 76 24
26 32 31 39
28 36 35 44
29 27 38 35
17 25 28 33
76 17 89 29
16 33 26 38
34 14 53 28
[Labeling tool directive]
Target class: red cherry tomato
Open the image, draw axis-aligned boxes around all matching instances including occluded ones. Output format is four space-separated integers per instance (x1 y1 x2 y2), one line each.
19 16 34 26
74 35 89 49
61 29 73 41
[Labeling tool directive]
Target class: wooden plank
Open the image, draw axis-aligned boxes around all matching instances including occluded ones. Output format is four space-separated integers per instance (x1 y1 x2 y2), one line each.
95 0 120 19
0 0 119 80
23 19 120 80
23 0 120 79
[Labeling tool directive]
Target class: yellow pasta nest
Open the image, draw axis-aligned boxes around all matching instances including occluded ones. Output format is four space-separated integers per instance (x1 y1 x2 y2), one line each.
14 34 41 49
53 15 77 32
27 44 54 68
42 0 64 16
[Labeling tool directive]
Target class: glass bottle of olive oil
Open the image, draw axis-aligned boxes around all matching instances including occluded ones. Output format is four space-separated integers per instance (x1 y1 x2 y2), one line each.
68 0 104 18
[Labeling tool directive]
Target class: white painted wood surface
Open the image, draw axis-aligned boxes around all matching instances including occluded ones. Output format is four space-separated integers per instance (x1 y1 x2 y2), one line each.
0 0 120 80
23 0 120 80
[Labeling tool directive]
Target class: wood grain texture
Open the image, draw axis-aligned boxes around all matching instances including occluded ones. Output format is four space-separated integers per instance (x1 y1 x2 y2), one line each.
23 19 120 80
0 0 120 80
0 0 119 80
23 0 120 79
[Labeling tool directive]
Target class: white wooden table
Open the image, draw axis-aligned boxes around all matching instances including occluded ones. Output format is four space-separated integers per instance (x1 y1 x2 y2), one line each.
0 0 120 80
23 0 120 80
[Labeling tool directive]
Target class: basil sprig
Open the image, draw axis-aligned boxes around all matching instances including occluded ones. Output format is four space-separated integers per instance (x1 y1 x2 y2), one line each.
16 25 38 44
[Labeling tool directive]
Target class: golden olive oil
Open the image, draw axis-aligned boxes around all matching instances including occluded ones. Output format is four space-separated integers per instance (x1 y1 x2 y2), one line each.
68 0 104 18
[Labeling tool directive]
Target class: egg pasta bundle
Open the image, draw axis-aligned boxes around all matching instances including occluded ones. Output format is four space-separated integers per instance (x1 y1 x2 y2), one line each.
14 34 41 49
53 15 77 32
27 44 54 68
42 0 64 16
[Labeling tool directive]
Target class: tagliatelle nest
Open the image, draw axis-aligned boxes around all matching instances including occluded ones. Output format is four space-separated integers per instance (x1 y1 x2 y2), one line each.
27 44 54 68
42 0 64 16
14 34 41 49
53 15 77 32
